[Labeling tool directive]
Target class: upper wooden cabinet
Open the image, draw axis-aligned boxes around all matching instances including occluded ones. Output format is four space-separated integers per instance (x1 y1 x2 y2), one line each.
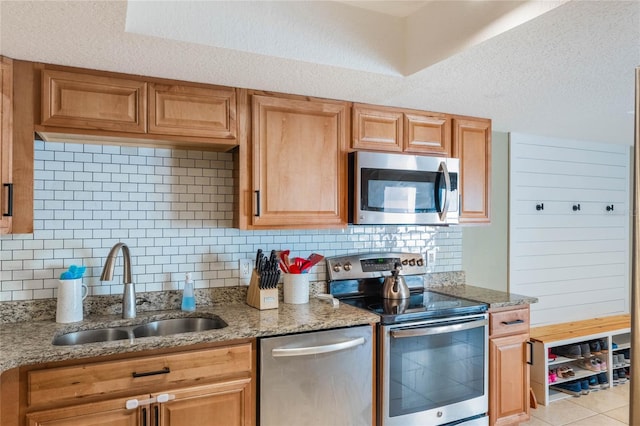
42 69 147 133
453 117 491 224
0 56 13 234
352 103 451 156
37 66 237 150
148 83 236 139
247 94 349 229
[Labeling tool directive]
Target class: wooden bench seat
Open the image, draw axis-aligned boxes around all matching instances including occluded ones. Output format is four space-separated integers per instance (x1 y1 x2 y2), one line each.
530 314 630 344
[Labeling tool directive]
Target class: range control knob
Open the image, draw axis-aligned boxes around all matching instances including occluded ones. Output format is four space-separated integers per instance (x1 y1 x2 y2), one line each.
332 263 342 272
416 258 424 267
401 259 409 266
343 262 352 271
409 259 416 266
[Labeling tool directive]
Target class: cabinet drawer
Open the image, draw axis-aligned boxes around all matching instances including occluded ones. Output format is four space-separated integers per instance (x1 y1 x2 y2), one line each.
490 307 530 338
28 343 251 407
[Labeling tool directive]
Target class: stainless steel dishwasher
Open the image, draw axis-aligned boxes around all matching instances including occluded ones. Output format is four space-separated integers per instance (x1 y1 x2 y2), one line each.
259 325 373 426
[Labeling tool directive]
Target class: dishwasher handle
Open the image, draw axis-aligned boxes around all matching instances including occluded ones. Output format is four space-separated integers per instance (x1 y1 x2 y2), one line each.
271 337 366 357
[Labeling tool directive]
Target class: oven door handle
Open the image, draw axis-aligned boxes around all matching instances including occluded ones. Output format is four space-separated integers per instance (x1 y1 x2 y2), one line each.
271 337 366 357
390 318 487 338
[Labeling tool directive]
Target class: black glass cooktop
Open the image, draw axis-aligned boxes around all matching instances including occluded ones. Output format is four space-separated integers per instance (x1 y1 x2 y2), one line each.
339 290 487 324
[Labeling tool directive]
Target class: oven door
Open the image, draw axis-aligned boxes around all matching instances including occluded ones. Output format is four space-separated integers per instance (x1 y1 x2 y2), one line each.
379 314 488 426
353 151 459 225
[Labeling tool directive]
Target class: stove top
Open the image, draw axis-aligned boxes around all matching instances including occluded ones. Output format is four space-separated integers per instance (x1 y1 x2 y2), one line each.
326 252 487 324
339 290 487 324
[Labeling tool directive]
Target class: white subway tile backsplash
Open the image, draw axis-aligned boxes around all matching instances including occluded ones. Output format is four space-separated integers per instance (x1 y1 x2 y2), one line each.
0 141 463 301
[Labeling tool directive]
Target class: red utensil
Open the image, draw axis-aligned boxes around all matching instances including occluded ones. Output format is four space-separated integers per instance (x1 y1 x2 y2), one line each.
301 253 324 273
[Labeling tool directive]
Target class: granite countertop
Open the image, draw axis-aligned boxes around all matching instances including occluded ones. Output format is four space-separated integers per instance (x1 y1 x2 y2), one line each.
0 299 379 373
428 284 538 309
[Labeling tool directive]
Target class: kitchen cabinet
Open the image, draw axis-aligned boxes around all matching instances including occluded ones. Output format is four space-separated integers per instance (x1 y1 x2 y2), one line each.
9 341 255 426
453 117 491 223
0 58 34 235
36 64 237 151
0 56 13 234
352 103 451 156
246 93 349 229
488 306 531 426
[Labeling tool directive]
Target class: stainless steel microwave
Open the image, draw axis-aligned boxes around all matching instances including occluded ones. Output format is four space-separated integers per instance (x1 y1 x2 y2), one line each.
350 151 459 225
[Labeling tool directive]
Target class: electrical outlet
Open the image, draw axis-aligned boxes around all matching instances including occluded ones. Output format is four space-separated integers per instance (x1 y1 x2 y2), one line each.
239 258 253 285
427 249 437 265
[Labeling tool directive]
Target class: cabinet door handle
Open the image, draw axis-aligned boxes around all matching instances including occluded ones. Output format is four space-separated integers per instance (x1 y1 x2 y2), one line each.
254 190 261 216
142 407 147 426
501 319 524 325
3 183 12 217
526 341 533 365
154 404 159 426
132 367 170 378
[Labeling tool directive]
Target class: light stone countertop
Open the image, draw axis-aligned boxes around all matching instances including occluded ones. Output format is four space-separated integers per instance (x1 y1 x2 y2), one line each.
428 284 538 308
0 300 379 373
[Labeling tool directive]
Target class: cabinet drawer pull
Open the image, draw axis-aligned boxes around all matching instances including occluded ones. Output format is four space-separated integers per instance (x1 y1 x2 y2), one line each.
132 367 170 378
142 407 147 426
501 319 524 325
255 190 261 216
3 183 12 217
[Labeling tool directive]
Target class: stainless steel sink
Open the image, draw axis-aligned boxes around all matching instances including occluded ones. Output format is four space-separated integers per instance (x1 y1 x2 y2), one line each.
132 317 227 338
52 328 131 346
52 315 228 346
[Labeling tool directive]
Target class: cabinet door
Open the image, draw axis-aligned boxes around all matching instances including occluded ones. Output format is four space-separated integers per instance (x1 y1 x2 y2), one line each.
149 83 236 139
404 113 451 156
453 118 491 223
352 103 403 152
251 95 348 228
26 394 147 426
156 379 252 426
41 69 147 133
0 56 12 234
489 333 530 426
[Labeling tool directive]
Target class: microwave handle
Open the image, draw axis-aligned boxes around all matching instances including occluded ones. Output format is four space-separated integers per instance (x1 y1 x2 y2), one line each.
438 161 451 222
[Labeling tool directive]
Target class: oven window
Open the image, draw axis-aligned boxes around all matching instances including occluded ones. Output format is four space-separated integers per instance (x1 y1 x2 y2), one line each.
388 325 485 417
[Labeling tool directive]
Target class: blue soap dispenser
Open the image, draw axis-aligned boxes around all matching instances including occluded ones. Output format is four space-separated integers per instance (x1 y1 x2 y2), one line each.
181 272 196 312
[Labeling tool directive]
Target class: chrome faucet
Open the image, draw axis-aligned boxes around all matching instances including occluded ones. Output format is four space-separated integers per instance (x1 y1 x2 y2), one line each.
100 242 136 319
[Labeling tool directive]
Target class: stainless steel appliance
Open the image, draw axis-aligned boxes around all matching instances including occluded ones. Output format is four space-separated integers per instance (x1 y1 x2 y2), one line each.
350 151 459 225
327 252 488 426
260 326 373 426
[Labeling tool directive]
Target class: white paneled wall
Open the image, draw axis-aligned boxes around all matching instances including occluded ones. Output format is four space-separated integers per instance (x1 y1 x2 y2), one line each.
0 141 462 301
509 133 630 326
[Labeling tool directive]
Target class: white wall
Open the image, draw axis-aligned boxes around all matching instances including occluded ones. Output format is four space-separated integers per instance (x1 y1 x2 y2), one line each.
462 131 509 292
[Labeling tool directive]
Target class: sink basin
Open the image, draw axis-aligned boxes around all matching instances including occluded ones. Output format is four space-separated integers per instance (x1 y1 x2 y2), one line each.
133 317 227 338
52 328 130 346
52 316 228 346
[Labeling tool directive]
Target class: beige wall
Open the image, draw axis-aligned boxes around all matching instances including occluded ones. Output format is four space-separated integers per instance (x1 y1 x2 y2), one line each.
462 131 509 291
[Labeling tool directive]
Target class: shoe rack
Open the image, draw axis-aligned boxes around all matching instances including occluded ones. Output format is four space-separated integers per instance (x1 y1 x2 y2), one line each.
529 316 631 405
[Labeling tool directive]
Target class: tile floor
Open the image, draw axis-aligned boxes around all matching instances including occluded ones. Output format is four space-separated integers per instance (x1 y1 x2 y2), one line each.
521 383 629 425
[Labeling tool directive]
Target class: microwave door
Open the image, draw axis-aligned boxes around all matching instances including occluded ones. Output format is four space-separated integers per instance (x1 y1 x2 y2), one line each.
436 161 451 222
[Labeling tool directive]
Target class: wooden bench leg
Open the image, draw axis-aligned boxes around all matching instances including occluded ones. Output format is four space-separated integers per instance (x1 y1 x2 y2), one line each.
529 387 538 409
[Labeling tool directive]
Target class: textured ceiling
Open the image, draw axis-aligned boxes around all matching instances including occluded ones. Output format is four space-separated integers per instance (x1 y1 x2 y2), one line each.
0 0 638 145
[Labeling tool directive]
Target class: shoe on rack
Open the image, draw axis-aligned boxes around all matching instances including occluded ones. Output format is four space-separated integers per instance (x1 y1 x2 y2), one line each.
582 358 601 372
580 343 591 358
597 372 610 389
579 379 590 395
595 357 607 371
588 375 601 391
599 339 609 353
550 381 582 397
617 368 627 384
622 349 631 363
548 347 557 361
589 340 602 355
548 370 558 383
613 370 620 385
555 344 582 359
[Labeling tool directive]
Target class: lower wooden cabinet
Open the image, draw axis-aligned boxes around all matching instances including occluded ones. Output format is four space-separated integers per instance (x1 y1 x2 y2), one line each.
11 341 255 426
489 306 531 426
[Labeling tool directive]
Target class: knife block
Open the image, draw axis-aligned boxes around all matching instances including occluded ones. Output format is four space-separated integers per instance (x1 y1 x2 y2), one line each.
246 269 278 310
